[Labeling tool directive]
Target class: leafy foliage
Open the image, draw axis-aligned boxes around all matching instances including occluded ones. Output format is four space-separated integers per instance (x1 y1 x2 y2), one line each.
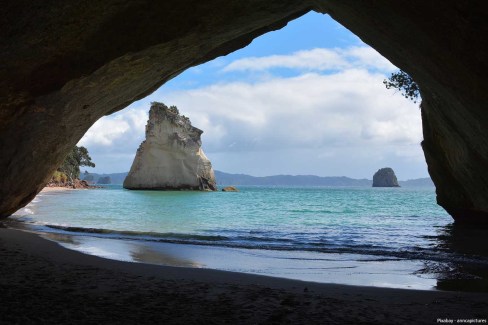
51 170 68 184
58 146 95 182
383 70 420 103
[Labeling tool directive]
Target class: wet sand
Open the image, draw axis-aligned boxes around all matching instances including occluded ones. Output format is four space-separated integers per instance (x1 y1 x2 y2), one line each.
0 228 487 324
40 231 438 290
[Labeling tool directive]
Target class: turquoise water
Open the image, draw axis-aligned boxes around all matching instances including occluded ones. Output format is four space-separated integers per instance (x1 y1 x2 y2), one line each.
21 186 450 254
12 185 488 290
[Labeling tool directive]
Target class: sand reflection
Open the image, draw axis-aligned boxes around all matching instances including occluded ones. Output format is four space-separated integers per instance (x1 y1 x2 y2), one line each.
129 244 202 268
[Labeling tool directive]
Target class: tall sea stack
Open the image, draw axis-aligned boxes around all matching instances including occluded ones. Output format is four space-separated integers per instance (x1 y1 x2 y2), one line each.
372 168 400 187
123 102 217 191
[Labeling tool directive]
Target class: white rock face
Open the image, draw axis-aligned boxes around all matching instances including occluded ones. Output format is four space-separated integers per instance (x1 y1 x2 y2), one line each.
123 102 217 191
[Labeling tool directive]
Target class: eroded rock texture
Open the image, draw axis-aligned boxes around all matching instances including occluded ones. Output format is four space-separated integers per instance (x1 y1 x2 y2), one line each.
372 168 400 188
124 103 216 191
0 1 312 217
313 1 488 223
1 1 487 222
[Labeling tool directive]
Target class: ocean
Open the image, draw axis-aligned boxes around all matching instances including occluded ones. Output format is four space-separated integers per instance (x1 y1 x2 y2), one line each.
12 185 488 291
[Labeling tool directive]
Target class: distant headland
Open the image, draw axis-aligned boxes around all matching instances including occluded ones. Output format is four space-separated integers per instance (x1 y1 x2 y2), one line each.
83 170 433 187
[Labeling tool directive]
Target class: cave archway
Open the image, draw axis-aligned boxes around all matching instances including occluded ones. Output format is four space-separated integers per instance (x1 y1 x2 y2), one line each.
84 12 424 181
1 1 487 223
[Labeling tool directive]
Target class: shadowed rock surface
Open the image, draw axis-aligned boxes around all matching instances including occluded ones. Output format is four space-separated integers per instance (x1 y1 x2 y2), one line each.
1 1 487 223
372 168 400 188
123 103 216 191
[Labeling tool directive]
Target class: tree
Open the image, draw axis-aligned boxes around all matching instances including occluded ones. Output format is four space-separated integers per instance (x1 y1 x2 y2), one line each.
58 146 95 182
383 70 420 103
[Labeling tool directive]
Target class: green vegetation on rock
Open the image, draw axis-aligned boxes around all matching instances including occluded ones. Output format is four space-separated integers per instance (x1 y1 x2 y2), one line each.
54 146 95 183
59 146 95 181
383 70 420 103
51 171 68 184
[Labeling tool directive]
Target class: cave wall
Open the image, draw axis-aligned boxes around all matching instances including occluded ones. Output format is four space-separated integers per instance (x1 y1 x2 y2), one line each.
0 0 313 217
1 1 487 222
314 1 488 223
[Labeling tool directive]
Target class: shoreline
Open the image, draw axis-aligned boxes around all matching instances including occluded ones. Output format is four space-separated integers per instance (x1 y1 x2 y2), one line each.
0 227 487 323
41 186 75 192
12 186 488 293
34 228 438 290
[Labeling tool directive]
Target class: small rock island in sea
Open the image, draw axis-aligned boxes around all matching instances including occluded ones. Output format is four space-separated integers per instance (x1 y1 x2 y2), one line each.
123 102 217 191
222 186 239 192
372 167 400 187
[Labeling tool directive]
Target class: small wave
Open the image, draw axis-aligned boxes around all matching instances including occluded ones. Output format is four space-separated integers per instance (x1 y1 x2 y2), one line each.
236 236 294 243
14 207 34 216
37 225 488 268
45 225 229 241
288 209 334 214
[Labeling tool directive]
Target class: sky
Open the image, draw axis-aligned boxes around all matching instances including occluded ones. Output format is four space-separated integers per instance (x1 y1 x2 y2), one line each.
78 12 427 180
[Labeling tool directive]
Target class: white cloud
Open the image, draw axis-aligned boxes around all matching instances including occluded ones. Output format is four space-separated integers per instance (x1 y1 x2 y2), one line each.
223 48 347 72
164 70 421 155
223 46 396 73
79 46 425 178
344 47 396 72
79 117 130 146
78 107 148 157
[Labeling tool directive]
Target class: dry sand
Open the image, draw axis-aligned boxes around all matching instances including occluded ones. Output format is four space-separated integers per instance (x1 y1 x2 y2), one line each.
40 186 74 192
0 227 487 324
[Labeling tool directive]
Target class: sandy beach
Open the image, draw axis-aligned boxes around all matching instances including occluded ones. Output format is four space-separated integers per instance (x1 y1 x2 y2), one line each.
40 186 74 192
0 227 487 324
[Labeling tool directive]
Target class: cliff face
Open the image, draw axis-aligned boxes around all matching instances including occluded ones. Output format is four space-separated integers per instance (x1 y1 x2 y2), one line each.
372 168 400 188
123 103 216 191
314 1 488 223
1 1 488 223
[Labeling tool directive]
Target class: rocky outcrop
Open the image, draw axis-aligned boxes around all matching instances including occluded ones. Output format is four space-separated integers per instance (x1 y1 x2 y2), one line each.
123 103 216 191
1 2 488 223
45 179 92 189
0 1 309 218
312 1 488 223
222 186 239 192
372 168 400 188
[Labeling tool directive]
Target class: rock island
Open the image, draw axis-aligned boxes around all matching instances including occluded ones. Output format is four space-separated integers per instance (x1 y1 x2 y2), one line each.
372 167 400 187
123 102 217 191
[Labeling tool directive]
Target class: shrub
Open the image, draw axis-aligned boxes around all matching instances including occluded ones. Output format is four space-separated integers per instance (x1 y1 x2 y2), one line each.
51 171 68 184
